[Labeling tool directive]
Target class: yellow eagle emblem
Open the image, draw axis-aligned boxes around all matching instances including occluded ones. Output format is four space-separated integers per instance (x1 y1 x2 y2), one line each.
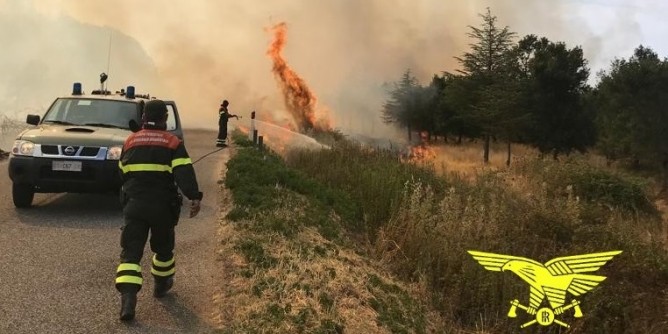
468 250 622 329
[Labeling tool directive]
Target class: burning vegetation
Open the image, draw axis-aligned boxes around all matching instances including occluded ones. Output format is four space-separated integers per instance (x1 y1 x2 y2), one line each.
267 22 330 133
401 131 436 164
264 22 437 166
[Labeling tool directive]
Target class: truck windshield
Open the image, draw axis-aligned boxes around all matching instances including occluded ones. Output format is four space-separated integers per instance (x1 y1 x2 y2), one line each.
42 98 141 130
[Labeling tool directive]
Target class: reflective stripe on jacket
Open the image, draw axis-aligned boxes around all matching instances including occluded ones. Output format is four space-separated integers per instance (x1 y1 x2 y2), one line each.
119 129 202 201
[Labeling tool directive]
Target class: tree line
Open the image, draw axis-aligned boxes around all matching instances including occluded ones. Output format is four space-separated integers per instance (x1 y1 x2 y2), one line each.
382 8 668 179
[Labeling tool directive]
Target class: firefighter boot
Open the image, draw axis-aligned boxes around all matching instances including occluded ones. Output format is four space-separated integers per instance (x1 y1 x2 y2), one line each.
119 292 137 321
154 277 174 298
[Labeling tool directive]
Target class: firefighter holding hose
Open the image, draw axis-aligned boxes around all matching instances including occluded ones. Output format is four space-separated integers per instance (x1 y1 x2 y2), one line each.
217 99 239 147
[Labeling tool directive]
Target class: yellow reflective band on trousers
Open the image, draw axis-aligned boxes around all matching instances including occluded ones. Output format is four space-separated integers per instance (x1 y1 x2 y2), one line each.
116 262 143 287
116 263 142 273
119 162 172 174
152 254 175 277
151 267 176 277
152 254 175 267
115 276 143 285
171 157 192 168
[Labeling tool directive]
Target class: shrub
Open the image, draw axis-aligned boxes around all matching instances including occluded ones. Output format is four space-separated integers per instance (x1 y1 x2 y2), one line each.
516 157 657 215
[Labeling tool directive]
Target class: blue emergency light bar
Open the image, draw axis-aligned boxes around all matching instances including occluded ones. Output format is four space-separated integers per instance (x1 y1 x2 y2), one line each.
126 86 135 99
72 83 82 95
70 81 149 99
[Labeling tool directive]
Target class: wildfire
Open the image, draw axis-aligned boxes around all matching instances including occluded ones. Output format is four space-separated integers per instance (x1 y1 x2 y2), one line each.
402 131 436 163
266 22 330 133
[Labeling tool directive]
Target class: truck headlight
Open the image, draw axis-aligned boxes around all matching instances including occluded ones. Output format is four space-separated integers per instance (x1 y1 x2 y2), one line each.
12 140 35 156
106 146 123 160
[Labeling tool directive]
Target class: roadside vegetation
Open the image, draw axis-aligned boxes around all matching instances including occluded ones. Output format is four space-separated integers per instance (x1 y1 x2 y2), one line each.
215 132 442 333
217 130 667 333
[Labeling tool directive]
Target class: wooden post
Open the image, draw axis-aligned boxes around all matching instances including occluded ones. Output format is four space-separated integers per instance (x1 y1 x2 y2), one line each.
250 111 256 141
258 135 264 150
253 130 258 144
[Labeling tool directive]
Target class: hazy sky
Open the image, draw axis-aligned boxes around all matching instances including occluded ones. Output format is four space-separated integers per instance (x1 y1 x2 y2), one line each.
1 0 667 138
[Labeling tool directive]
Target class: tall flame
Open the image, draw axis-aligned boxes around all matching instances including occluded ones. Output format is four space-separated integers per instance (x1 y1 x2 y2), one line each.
267 22 328 133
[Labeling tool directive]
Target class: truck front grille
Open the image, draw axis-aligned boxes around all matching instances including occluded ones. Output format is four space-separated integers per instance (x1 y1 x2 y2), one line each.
41 145 59 155
39 145 101 158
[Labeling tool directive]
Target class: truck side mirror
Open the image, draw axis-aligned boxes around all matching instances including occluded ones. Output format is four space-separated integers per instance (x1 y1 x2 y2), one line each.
26 114 40 125
128 119 140 133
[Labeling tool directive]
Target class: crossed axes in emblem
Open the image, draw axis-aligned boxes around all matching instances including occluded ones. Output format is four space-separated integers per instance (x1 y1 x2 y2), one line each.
507 299 583 328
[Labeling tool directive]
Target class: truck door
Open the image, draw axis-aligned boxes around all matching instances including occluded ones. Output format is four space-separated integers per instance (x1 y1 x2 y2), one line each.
164 101 184 140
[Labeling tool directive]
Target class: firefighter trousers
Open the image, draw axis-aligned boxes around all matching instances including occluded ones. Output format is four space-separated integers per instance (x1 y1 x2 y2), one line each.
115 198 178 294
217 121 228 145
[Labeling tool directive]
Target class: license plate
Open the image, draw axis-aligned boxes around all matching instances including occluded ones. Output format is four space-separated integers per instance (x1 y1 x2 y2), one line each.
52 160 82 172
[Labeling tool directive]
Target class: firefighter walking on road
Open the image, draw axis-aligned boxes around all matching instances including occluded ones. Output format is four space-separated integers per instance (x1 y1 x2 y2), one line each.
115 99 203 321
217 99 239 147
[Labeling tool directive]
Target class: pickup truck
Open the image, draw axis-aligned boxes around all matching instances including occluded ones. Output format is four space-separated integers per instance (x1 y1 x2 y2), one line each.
8 83 183 208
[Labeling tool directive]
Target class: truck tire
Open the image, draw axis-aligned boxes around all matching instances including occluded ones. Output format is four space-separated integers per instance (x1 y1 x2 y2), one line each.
13 183 35 208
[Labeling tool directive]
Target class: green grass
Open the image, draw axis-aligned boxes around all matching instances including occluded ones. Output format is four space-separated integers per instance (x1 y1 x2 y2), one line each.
285 140 448 235
367 274 428 334
235 238 277 269
224 133 359 240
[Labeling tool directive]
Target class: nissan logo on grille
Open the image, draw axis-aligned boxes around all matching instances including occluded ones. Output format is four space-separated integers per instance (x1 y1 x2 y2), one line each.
63 146 77 155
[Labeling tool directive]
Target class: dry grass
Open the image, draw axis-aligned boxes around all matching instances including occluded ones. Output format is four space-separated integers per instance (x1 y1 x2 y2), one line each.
427 141 617 181
424 141 537 181
220 131 667 333
374 162 667 333
217 221 381 333
214 195 442 333
215 136 443 333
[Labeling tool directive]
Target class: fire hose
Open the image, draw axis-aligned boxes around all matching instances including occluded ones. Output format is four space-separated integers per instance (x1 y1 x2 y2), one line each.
192 147 225 165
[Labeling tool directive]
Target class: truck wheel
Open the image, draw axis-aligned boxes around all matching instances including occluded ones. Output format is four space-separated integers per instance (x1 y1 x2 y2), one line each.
13 183 35 208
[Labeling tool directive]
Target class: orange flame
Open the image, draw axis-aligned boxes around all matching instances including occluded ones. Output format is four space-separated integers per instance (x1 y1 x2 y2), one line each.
407 144 436 162
267 22 329 133
401 131 436 163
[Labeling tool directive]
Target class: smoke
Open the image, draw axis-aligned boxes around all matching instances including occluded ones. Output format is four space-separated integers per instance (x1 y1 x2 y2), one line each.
0 0 660 140
0 0 160 118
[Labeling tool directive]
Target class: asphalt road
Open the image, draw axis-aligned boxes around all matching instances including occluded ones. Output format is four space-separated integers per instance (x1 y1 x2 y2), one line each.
0 129 228 334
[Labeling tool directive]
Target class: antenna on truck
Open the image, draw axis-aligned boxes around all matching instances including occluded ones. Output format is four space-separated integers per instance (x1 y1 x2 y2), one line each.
104 30 112 92
95 30 112 94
